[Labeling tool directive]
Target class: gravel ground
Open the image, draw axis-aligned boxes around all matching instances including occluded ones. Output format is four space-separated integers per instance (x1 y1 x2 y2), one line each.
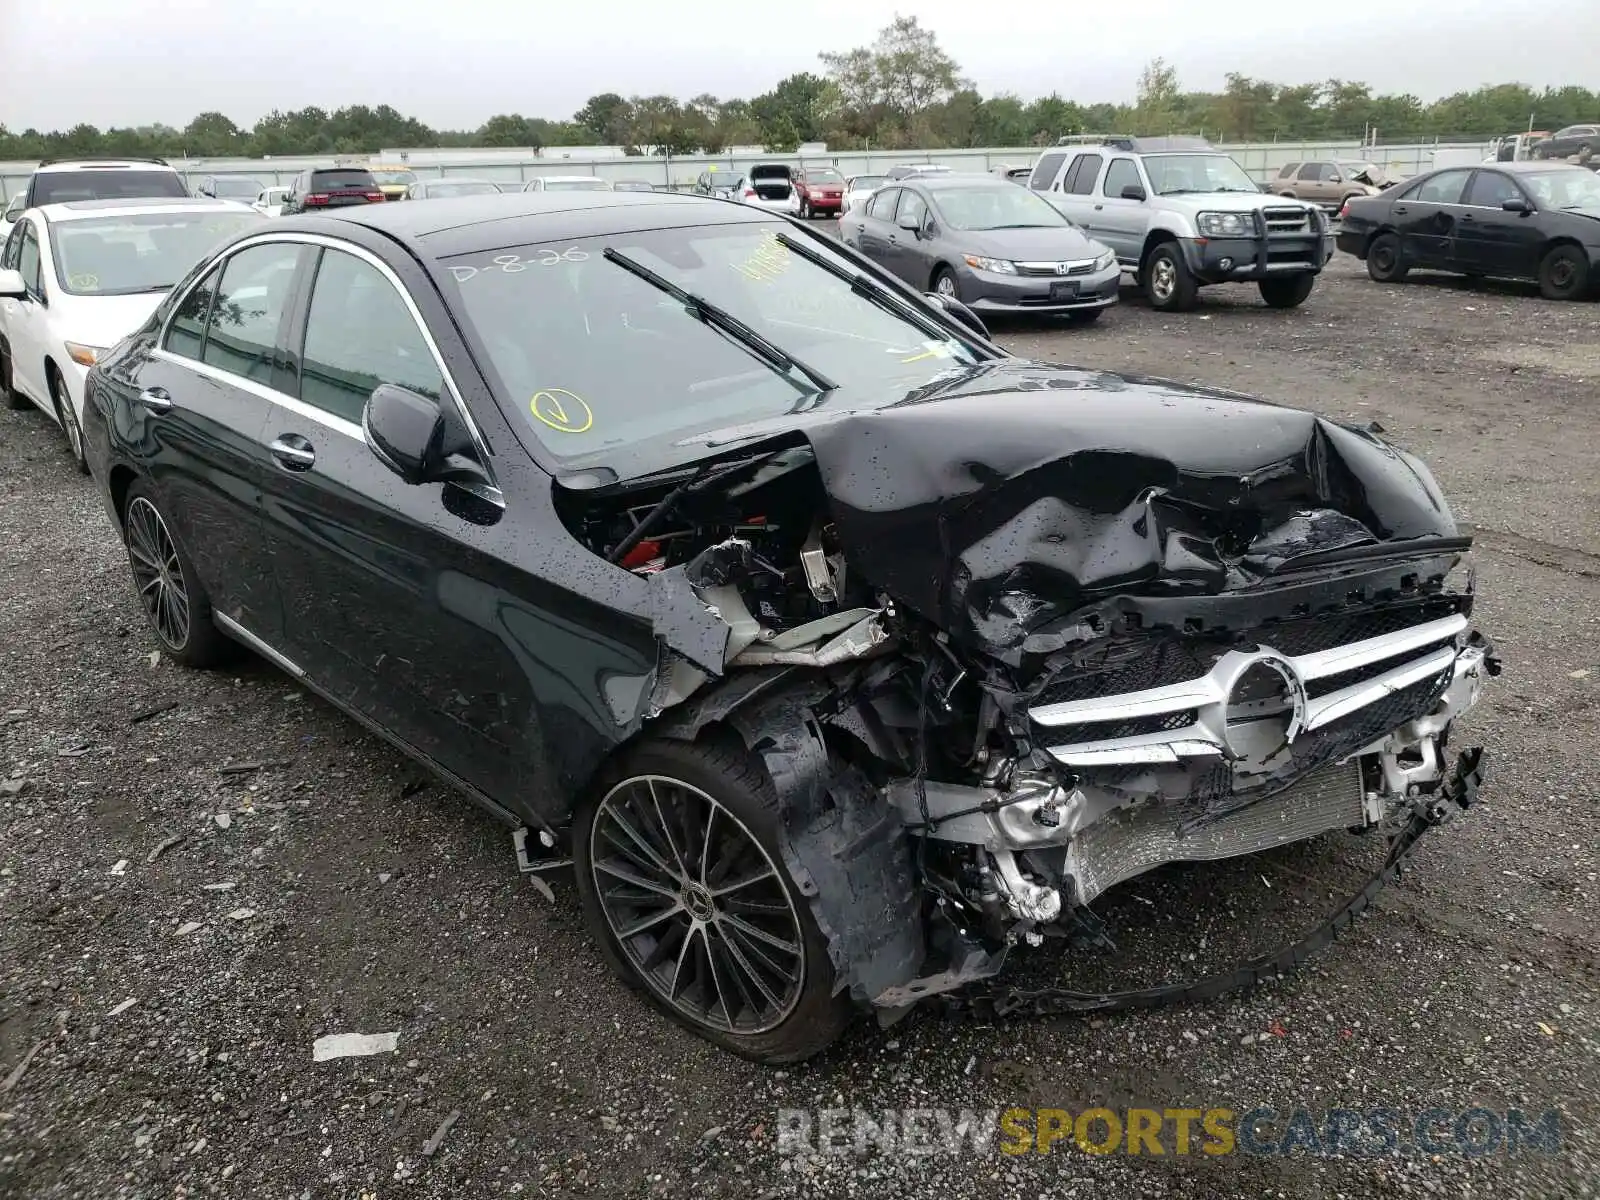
3 253 1598 1199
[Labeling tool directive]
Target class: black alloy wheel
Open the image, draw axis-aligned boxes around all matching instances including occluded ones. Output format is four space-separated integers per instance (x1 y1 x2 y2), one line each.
125 496 191 653
574 738 852 1063
589 773 806 1035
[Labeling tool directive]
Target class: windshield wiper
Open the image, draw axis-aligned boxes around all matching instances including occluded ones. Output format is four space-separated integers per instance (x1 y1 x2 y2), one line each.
602 247 835 396
771 231 979 349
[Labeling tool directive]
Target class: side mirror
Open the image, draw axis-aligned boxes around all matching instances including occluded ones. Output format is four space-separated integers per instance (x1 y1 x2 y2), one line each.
362 383 479 486
1120 184 1147 201
3 196 23 221
1501 197 1533 214
924 292 990 341
897 213 923 232
0 268 26 300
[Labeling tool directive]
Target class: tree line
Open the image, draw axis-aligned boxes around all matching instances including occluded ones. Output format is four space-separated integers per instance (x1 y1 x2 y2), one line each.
2 17 1594 162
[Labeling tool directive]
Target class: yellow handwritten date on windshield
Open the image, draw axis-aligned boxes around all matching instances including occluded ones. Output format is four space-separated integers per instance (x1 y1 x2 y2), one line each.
530 389 593 434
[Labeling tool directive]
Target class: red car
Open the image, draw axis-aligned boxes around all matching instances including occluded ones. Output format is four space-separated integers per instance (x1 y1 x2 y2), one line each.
794 166 847 218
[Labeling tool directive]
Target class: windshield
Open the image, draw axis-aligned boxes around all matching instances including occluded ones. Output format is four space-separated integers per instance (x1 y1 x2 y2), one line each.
545 178 610 191
932 185 1070 231
1521 169 1600 211
427 180 502 197
1143 154 1259 195
849 176 885 190
805 169 844 184
33 169 189 205
443 224 979 469
210 177 263 199
371 170 417 186
50 210 263 296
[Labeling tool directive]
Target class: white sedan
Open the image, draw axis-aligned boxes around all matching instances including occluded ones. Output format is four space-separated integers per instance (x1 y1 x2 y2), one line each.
0 197 263 471
253 186 290 217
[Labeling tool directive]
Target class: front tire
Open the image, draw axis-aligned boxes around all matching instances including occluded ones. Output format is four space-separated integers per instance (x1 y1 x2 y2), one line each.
1538 245 1589 301
574 737 853 1064
1366 232 1409 282
1259 273 1316 308
121 481 234 668
1143 242 1198 311
48 367 89 475
931 266 960 301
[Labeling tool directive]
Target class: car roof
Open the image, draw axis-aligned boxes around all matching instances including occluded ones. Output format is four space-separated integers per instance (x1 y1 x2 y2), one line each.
36 159 176 173
272 190 775 258
36 197 255 222
534 175 609 183
907 175 1029 191
1480 161 1591 174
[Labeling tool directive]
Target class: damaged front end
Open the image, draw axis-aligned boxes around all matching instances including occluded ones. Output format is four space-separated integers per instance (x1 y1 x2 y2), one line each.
558 365 1499 1024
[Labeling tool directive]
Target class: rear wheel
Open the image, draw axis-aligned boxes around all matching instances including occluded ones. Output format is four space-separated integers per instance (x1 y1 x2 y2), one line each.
1259 273 1316 309
1538 244 1589 301
121 480 234 668
574 737 853 1064
0 339 27 410
48 366 88 475
1143 242 1198 312
1366 232 1408 282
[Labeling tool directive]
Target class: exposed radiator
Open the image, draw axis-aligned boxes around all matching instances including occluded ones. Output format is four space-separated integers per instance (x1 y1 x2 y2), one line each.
1067 762 1367 904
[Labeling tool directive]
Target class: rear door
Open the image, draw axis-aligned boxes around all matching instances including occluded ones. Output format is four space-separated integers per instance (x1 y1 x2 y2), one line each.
130 239 309 642
1454 169 1543 278
1049 152 1102 226
255 241 528 798
1393 169 1471 267
1295 162 1328 203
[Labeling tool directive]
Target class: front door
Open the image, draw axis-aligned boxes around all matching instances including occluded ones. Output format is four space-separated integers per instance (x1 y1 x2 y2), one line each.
1454 170 1545 279
128 241 307 641
5 219 52 406
254 242 534 802
1394 169 1471 268
1090 157 1148 262
857 187 901 268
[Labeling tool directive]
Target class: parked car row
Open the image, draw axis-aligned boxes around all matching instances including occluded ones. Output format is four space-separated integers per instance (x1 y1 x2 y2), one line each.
0 184 1495 1067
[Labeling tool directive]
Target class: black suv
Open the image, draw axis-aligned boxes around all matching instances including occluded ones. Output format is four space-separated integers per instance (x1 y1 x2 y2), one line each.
279 167 385 216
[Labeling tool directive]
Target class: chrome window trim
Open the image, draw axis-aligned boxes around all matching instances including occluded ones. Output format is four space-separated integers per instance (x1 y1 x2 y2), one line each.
157 230 497 483
148 347 362 440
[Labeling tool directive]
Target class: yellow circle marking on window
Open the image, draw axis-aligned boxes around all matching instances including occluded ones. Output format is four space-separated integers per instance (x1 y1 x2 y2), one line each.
530 388 593 434
70 273 100 290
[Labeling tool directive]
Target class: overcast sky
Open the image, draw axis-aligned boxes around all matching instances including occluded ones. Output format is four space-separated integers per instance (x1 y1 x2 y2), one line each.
2 0 1595 132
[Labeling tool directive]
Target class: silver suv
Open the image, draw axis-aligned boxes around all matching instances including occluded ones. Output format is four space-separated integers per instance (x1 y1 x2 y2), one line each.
1027 136 1334 312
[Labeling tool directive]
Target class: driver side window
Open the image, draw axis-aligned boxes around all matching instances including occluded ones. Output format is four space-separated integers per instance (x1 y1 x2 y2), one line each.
897 191 928 228
297 248 443 425
1103 159 1142 198
1 221 22 270
866 189 899 222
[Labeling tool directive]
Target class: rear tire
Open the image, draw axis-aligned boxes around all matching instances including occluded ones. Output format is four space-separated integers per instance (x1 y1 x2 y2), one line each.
574 736 854 1064
1259 273 1316 309
1143 242 1198 312
48 366 89 475
121 480 235 669
0 339 27 410
1366 232 1408 282
1538 244 1589 301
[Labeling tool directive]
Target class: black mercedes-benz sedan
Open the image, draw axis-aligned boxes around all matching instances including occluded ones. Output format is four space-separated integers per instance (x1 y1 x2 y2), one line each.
82 191 1495 1062
1336 161 1600 300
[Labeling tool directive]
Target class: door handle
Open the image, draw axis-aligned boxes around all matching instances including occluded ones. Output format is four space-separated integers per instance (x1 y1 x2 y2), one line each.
1393 205 1409 214
269 434 315 471
137 387 172 414
1094 204 1104 211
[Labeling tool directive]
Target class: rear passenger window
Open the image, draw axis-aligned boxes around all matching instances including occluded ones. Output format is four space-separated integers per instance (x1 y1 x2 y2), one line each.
199 242 303 384
1297 163 1323 180
1067 154 1103 195
1278 163 1300 178
1414 170 1471 205
1028 152 1067 192
164 264 222 360
298 249 442 424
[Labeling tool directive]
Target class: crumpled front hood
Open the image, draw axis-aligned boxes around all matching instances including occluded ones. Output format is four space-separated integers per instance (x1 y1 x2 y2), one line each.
799 362 1459 652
